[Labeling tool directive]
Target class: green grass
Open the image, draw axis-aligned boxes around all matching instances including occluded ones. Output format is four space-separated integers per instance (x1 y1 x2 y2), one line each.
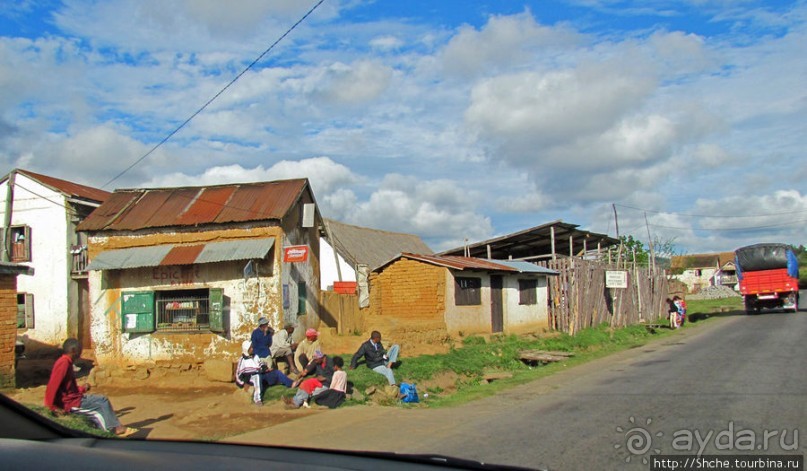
310 323 686 408
685 297 744 321
23 404 115 437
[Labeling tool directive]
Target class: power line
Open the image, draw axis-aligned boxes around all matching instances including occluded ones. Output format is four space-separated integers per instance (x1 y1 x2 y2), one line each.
102 0 326 189
649 218 807 232
615 203 807 219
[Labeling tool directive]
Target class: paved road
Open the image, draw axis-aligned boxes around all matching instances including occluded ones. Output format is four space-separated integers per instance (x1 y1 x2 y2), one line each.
229 310 807 470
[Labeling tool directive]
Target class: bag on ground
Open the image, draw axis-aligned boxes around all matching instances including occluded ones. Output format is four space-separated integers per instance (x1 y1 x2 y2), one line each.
399 382 419 403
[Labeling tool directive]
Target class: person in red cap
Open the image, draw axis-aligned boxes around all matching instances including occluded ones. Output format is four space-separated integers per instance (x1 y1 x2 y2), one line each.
294 327 321 372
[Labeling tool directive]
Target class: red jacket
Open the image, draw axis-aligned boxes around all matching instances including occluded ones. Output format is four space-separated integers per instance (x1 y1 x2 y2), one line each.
44 354 85 412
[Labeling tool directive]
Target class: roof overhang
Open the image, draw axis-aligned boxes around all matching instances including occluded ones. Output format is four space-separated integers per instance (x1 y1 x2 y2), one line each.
374 253 559 275
86 238 275 271
0 262 34 276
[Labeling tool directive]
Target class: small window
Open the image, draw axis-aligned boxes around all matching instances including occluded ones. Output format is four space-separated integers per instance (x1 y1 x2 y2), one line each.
694 269 702 277
455 277 481 306
17 293 34 329
10 225 31 262
156 289 211 332
297 281 307 315
518 279 538 305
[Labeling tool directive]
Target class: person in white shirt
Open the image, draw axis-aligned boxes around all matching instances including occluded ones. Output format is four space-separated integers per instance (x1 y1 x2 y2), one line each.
270 324 301 375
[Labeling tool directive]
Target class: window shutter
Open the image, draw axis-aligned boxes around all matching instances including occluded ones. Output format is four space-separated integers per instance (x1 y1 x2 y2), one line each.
24 293 34 328
297 282 307 316
208 288 225 333
24 225 31 261
121 291 155 333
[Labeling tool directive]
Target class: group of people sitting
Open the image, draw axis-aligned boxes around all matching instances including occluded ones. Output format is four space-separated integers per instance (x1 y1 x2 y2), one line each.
237 317 401 409
42 321 402 436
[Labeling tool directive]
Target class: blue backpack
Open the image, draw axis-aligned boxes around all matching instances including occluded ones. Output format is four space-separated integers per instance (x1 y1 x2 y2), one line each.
399 382 419 403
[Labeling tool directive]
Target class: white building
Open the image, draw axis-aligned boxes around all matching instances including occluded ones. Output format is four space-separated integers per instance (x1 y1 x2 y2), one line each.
0 169 109 350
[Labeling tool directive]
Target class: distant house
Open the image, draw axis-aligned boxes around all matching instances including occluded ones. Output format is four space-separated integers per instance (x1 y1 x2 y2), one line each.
0 169 110 350
671 252 736 293
364 253 557 347
77 179 322 368
320 218 432 291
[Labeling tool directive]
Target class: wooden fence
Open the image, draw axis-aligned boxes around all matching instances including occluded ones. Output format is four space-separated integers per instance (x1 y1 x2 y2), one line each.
536 258 669 335
320 291 363 335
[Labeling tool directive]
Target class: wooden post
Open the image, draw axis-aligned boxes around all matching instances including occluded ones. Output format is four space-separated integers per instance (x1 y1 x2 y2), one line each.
569 235 573 258
2 171 15 262
486 244 492 259
550 226 556 261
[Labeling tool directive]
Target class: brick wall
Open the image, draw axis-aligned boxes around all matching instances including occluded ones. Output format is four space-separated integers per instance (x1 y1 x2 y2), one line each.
364 259 450 351
0 275 17 388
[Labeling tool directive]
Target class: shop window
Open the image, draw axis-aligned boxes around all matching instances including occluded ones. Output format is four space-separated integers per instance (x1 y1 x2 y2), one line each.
121 288 224 333
17 293 34 329
455 277 481 306
10 225 31 262
518 279 538 305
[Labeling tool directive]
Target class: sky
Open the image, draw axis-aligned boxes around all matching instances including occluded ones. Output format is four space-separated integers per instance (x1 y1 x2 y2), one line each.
1 0 805 254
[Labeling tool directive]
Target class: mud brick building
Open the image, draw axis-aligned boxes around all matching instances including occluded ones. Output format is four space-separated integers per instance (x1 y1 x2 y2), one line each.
0 262 34 388
77 178 322 369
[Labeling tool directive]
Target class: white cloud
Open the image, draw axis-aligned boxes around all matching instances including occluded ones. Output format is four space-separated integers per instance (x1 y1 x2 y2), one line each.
306 60 394 105
369 35 404 51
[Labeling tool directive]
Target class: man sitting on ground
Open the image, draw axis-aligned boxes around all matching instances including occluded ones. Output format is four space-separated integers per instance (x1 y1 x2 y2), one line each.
297 350 335 386
350 331 400 386
250 317 273 366
270 324 300 375
293 328 321 372
45 338 136 437
235 340 294 406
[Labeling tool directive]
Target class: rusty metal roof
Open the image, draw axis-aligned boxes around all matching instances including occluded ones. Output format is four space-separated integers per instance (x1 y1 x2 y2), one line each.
86 238 275 270
12 169 110 203
78 179 309 231
374 252 557 275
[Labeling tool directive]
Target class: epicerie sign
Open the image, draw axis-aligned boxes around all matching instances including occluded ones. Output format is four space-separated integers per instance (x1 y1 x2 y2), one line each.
283 245 309 263
605 270 628 288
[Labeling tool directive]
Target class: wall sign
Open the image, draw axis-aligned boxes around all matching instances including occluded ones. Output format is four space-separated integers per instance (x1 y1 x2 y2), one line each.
283 245 309 263
605 270 628 289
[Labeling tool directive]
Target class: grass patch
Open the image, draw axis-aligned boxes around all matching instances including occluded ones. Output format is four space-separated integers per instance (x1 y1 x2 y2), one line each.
335 322 683 408
23 404 115 437
686 297 744 322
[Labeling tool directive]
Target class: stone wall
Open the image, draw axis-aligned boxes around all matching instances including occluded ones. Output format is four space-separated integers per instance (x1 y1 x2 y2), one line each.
0 275 17 388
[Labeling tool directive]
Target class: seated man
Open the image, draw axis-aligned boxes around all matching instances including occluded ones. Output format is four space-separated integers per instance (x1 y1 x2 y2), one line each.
45 338 136 437
297 350 335 386
350 331 400 386
293 328 321 372
235 340 294 406
250 317 274 365
270 324 300 375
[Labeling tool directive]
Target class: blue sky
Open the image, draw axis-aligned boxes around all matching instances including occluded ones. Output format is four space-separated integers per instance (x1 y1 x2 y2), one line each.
1 0 806 253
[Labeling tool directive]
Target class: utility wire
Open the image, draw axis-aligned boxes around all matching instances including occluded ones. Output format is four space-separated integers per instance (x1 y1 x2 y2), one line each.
101 0 326 189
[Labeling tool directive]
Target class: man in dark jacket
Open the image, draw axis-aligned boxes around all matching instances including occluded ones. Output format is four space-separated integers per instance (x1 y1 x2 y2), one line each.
250 317 273 364
350 331 400 385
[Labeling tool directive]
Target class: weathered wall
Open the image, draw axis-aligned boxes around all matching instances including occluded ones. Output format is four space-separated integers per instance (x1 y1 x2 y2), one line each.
0 174 71 346
364 258 448 350
0 274 17 387
502 275 550 332
88 226 285 366
443 270 494 336
674 268 717 293
278 191 321 338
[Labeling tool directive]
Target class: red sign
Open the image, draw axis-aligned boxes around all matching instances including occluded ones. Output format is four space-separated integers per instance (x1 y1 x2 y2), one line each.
283 245 309 263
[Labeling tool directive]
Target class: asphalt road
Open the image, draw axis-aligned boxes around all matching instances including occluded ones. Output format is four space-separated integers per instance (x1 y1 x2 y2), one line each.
231 305 807 470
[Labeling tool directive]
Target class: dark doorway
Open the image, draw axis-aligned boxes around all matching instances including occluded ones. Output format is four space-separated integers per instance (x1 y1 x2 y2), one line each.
490 275 503 333
78 279 92 349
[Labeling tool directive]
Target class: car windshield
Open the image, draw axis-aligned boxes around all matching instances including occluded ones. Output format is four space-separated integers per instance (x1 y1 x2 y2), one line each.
1 1 805 470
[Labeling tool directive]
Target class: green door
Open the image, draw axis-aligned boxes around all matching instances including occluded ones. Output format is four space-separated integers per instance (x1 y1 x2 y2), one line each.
121 291 155 333
209 288 225 333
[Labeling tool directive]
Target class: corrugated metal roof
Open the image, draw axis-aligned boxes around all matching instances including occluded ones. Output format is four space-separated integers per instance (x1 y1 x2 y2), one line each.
14 169 111 203
86 245 172 270
77 179 309 231
86 238 275 270
375 252 556 274
325 218 432 270
487 260 559 275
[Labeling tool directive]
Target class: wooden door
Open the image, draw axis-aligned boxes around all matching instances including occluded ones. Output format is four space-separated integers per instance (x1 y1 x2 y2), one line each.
490 275 504 333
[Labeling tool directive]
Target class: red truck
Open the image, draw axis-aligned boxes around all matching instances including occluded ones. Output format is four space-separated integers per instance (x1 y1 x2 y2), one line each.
735 243 799 314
